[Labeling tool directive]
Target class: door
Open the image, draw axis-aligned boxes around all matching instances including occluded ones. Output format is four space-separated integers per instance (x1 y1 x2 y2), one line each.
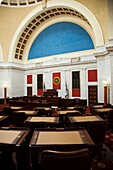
88 86 98 105
27 87 32 96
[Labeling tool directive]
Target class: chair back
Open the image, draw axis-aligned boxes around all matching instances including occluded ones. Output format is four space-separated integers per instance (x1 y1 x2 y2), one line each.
41 148 91 170
107 110 113 124
87 121 107 144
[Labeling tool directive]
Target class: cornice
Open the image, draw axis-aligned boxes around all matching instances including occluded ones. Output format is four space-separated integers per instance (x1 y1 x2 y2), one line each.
0 59 97 71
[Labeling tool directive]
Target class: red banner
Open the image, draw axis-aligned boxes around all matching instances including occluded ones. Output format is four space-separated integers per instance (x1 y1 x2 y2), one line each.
52 72 61 90
27 75 32 84
88 70 97 82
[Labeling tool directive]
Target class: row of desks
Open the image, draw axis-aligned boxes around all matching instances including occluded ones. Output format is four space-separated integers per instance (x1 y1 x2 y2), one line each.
23 115 105 132
0 127 94 170
0 127 95 150
0 106 106 129
10 106 83 115
0 105 107 169
10 105 113 117
24 115 103 124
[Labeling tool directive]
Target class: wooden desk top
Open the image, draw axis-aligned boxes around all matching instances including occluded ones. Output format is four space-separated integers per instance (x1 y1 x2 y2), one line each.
0 116 5 119
34 107 51 111
94 108 113 113
67 107 75 110
37 131 83 145
25 116 59 123
11 106 22 110
29 129 94 151
0 116 4 118
91 105 103 109
58 110 79 115
69 115 103 123
18 110 37 115
0 115 8 121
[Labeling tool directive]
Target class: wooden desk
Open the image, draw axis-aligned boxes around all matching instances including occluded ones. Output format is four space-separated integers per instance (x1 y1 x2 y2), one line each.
25 116 59 123
94 108 113 113
58 110 80 115
0 115 8 121
57 110 81 126
0 115 8 126
69 115 104 123
29 129 94 170
17 110 37 115
67 107 75 110
34 107 51 111
91 105 103 109
24 116 59 129
90 105 103 113
94 108 113 119
68 115 104 129
34 107 51 116
0 127 30 170
0 128 28 147
10 106 23 110
29 129 94 152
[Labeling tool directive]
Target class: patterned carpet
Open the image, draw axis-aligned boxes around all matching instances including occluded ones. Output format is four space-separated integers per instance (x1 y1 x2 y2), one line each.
105 132 113 153
91 141 113 170
92 160 113 170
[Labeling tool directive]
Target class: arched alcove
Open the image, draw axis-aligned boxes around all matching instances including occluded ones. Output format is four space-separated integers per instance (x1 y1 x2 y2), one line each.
8 0 104 63
28 22 94 60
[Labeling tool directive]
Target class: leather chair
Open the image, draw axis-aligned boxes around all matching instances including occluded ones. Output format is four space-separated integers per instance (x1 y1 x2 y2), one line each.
107 110 113 132
87 121 107 159
41 148 91 170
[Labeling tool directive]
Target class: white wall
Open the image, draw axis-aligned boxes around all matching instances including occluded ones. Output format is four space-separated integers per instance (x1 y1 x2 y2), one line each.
0 63 25 98
11 69 25 97
24 53 97 102
1 44 113 106
0 69 12 98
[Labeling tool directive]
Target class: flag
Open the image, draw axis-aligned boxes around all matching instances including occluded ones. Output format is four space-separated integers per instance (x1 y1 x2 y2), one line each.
52 72 61 89
65 81 69 98
43 82 46 92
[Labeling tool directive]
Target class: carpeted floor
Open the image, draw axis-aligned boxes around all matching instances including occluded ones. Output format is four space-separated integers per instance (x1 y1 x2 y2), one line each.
105 131 113 153
91 143 113 170
92 160 113 170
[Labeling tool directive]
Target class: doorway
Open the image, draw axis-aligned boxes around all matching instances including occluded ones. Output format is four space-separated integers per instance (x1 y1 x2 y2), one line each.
88 85 98 105
27 87 32 96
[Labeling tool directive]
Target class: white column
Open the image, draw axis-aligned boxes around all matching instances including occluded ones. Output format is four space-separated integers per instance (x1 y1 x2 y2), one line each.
33 73 37 95
80 68 87 99
95 48 111 104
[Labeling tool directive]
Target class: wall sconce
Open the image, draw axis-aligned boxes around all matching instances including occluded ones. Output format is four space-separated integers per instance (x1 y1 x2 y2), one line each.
4 86 7 104
103 80 109 86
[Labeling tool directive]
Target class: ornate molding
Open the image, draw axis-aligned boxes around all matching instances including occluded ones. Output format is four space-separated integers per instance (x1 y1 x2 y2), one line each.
14 7 91 61
0 0 43 7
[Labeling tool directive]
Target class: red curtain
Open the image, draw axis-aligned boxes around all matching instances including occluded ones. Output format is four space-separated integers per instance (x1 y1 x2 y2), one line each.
37 89 43 96
72 89 80 97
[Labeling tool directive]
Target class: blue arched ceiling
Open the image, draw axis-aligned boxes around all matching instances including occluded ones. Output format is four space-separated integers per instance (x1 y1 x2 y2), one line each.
28 22 94 60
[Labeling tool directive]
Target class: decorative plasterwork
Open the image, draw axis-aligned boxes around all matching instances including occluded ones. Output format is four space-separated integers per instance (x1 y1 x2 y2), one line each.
0 0 43 7
14 7 91 61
